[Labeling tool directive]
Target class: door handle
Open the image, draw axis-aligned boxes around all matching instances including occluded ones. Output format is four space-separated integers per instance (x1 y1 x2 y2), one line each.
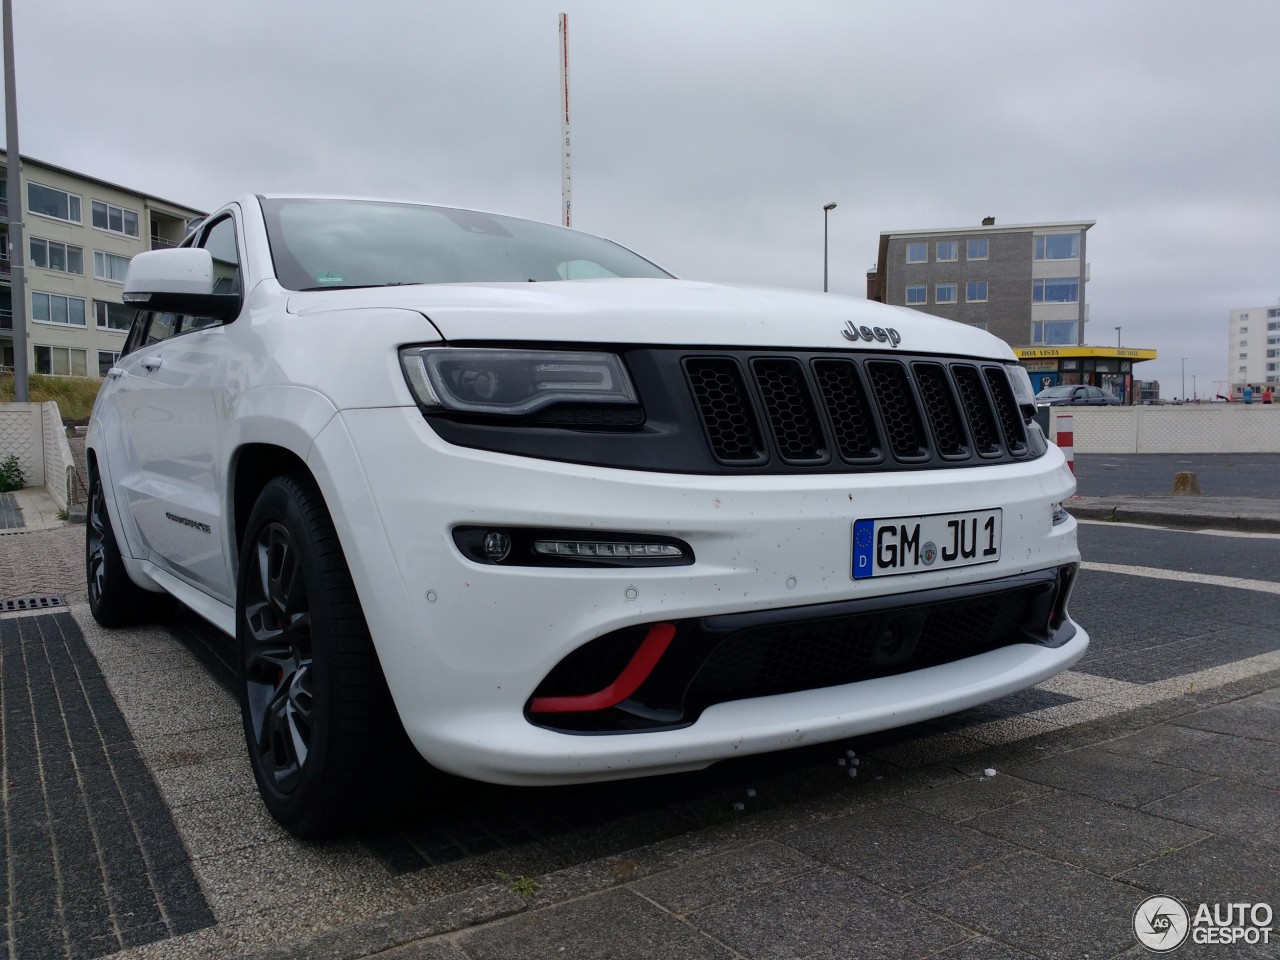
141 356 164 371
107 367 125 379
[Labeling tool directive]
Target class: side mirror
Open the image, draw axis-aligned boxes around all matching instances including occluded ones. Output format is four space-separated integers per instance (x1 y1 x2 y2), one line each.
122 248 241 322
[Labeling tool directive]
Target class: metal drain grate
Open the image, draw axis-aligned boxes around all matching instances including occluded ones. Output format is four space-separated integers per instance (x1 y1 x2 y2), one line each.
1 595 67 613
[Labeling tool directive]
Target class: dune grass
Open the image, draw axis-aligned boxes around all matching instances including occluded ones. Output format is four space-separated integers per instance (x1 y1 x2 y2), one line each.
0 371 103 421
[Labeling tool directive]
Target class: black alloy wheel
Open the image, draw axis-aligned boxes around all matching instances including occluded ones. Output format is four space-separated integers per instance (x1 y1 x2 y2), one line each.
86 466 174 627
242 519 317 796
236 473 405 838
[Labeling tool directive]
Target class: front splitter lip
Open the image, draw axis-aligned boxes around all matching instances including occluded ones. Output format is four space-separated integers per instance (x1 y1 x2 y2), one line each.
408 626 1089 786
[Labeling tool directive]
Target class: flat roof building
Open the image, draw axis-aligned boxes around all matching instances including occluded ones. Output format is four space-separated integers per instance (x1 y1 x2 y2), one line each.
1227 303 1280 397
868 218 1095 349
1 151 204 378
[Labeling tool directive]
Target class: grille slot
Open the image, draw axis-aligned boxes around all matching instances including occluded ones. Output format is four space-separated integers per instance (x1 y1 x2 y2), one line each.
951 364 1003 456
812 359 882 462
984 366 1028 455
913 362 968 459
751 358 827 463
684 358 766 463
865 360 929 461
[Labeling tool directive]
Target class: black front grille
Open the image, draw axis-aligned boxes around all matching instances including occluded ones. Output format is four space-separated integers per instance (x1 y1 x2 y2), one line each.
685 352 1034 470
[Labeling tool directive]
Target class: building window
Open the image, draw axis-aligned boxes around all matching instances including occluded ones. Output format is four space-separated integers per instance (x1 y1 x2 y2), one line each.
98 350 121 377
936 241 958 261
29 238 84 275
935 283 957 304
1240 340 1248 346
34 345 88 377
27 182 82 223
1239 353 1248 359
1031 320 1077 345
1269 308 1280 317
967 239 988 260
966 281 988 302
31 292 87 327
91 200 141 238
905 283 927 305
94 251 131 283
1240 327 1248 333
1269 322 1280 331
95 300 133 332
906 241 927 263
1033 278 1079 303
1034 233 1080 260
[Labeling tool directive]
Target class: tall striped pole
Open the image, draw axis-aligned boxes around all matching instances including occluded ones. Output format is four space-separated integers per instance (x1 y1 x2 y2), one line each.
559 13 571 228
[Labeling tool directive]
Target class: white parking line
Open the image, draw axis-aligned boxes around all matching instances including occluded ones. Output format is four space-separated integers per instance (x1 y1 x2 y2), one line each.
1076 518 1280 540
1081 561 1280 595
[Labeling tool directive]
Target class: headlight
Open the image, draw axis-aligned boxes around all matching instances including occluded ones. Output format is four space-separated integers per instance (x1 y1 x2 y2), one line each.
399 347 638 416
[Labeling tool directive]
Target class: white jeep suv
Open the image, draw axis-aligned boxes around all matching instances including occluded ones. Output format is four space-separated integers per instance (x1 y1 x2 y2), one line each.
87 196 1087 837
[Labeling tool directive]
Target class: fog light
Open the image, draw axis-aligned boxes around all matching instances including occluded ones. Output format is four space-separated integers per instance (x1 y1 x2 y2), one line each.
484 531 513 561
1051 502 1068 525
533 540 685 559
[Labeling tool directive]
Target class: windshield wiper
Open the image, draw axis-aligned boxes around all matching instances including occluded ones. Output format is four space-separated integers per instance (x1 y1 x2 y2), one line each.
295 281 425 292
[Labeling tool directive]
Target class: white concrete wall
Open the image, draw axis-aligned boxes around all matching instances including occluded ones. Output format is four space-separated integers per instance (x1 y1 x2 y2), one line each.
40 401 75 512
0 401 75 508
0 402 45 486
1050 405 1280 454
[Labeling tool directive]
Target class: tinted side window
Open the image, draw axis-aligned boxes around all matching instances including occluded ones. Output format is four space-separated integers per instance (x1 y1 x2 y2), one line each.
201 217 241 296
144 312 180 346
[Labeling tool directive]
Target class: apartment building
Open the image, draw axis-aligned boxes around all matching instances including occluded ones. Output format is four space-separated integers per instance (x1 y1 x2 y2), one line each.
1 151 204 378
868 218 1095 349
1227 303 1280 395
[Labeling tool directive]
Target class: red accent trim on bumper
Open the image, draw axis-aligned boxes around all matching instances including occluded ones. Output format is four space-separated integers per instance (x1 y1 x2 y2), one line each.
529 623 676 714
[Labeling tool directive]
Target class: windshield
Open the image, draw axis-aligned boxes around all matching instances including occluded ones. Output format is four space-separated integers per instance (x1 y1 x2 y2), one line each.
1036 385 1077 399
259 198 673 291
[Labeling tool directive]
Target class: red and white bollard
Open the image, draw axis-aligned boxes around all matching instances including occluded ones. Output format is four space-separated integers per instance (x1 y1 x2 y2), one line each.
1054 412 1075 475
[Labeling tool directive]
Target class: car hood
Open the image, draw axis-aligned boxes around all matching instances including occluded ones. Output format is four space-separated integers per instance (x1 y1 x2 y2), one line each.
285 278 1016 360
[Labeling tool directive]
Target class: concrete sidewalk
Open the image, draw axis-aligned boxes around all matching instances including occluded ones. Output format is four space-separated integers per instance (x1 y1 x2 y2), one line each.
2 489 1277 959
1069 495 1280 534
236 671 1280 960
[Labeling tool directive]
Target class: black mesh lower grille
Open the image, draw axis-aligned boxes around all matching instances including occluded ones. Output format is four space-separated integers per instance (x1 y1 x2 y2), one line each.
686 589 1033 706
529 568 1076 733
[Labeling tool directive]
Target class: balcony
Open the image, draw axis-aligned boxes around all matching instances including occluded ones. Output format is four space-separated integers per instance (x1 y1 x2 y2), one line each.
150 236 179 251
0 251 8 278
1 308 11 330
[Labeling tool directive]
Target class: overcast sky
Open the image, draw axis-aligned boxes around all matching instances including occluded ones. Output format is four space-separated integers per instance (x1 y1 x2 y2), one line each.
9 0 1278 393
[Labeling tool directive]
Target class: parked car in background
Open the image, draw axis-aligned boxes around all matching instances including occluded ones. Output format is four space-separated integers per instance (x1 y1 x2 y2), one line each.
86 195 1087 837
1035 384 1122 406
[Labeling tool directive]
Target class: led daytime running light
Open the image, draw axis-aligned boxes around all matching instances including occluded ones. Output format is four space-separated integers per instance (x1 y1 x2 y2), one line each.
533 540 684 559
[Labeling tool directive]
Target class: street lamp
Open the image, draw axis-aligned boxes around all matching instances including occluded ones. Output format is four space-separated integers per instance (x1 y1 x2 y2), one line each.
1192 374 1197 402
823 202 837 293
1181 357 1187 402
1114 326 1121 348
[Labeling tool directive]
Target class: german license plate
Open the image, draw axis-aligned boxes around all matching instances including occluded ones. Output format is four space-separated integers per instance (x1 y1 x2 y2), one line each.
852 509 1001 580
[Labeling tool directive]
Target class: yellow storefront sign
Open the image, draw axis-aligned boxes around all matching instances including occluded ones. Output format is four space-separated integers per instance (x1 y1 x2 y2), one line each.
1014 346 1158 361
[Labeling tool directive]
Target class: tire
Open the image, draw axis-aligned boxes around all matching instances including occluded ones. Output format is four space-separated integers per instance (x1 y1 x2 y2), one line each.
86 468 176 627
236 473 401 838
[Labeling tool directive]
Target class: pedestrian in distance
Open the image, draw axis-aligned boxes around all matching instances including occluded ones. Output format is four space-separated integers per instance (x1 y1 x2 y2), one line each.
1264 385 1274 404
1243 384 1253 404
